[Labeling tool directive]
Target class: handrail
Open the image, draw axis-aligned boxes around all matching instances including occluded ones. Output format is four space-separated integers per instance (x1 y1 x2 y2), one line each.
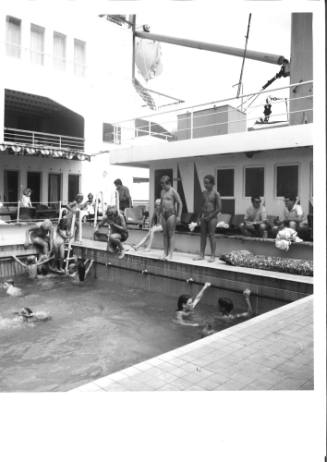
113 80 313 125
4 127 85 141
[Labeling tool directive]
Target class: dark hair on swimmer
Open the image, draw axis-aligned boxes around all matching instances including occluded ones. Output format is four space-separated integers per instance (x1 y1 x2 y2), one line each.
218 297 234 315
177 294 190 311
23 307 33 315
204 174 215 185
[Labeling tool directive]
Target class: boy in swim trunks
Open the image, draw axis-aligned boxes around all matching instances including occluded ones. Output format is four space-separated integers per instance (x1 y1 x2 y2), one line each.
96 206 128 259
193 174 221 263
160 176 182 260
24 219 54 256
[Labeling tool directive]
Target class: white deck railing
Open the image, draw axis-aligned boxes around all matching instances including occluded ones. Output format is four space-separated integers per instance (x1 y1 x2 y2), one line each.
4 127 85 151
112 80 313 145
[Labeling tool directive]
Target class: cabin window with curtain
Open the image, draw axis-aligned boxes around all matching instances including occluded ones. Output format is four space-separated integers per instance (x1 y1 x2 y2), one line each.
74 39 86 76
6 16 21 58
53 32 66 70
103 123 121 144
276 165 298 197
30 24 45 65
245 167 264 197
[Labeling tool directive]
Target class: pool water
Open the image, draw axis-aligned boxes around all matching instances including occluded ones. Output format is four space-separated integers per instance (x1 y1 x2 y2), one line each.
0 273 285 392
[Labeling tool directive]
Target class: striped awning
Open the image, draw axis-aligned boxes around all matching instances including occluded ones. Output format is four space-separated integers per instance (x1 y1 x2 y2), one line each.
0 142 90 161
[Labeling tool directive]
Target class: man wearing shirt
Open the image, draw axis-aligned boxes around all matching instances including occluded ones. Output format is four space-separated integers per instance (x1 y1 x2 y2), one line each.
240 196 268 237
283 194 306 231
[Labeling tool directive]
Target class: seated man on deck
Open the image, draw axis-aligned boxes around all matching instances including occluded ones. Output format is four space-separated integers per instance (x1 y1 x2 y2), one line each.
271 194 308 237
24 219 54 256
239 196 268 237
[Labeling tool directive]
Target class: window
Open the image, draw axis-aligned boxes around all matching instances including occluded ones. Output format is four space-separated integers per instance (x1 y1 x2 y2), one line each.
217 169 234 197
53 32 66 70
74 39 86 76
103 123 121 144
6 16 21 58
217 168 235 214
245 167 264 197
276 165 298 197
30 24 45 65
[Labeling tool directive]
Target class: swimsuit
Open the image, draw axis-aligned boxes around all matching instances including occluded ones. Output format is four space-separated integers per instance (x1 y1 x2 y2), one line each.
162 209 176 220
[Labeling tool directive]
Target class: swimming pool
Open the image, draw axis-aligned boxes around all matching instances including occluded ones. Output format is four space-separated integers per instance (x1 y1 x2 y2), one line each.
0 268 292 392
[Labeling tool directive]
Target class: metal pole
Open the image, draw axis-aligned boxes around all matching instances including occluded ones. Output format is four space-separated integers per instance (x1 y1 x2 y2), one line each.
94 193 98 228
135 30 287 65
131 15 136 80
236 13 252 99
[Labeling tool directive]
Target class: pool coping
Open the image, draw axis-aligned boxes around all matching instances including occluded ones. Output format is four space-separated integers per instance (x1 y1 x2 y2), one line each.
70 294 313 392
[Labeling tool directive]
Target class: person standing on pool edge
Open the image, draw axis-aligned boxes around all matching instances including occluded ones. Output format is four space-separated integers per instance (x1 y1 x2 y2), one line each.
160 175 182 260
114 179 132 212
193 174 221 263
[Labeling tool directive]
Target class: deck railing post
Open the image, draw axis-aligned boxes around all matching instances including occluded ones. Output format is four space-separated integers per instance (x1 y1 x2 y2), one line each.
16 202 20 223
94 193 98 229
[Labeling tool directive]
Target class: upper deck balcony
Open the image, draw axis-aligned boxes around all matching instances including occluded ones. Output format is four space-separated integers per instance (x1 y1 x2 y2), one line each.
109 81 313 167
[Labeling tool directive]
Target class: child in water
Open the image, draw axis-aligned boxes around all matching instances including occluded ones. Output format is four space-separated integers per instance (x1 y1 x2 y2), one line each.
2 280 22 297
175 282 211 326
12 255 53 279
217 289 256 320
13 307 51 322
68 257 94 282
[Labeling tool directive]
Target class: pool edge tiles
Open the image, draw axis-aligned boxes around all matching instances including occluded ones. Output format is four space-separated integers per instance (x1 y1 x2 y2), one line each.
70 295 313 392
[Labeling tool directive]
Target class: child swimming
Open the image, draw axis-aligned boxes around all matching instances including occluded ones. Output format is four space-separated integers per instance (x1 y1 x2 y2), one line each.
68 257 94 282
12 255 53 280
2 280 22 297
175 282 211 326
217 289 255 321
13 307 51 322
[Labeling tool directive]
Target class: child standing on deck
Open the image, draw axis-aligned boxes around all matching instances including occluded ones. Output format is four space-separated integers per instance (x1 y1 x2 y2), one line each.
160 176 182 261
193 174 221 263
95 206 128 259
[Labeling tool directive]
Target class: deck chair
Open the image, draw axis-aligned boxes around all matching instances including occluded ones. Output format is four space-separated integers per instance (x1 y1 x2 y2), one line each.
124 206 145 228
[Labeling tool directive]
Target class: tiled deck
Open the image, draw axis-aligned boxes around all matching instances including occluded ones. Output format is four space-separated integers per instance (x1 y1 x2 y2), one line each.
71 294 313 392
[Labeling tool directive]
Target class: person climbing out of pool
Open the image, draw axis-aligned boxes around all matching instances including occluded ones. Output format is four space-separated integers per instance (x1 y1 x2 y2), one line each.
132 199 162 252
12 254 54 279
160 175 182 261
193 174 222 263
95 205 128 259
13 307 51 322
51 218 72 273
175 281 211 326
217 288 256 321
68 256 94 282
64 193 85 241
2 279 23 297
24 219 54 256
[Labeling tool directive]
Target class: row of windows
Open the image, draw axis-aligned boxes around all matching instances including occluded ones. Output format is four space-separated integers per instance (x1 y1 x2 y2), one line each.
5 16 86 75
217 165 301 198
2 170 80 204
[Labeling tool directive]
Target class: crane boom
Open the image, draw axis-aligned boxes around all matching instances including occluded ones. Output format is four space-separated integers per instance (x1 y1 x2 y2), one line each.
135 30 288 66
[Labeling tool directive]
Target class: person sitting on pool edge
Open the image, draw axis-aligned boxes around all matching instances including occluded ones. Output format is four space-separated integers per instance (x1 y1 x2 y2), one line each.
132 198 162 252
95 205 128 259
24 219 54 256
175 282 211 326
217 289 255 320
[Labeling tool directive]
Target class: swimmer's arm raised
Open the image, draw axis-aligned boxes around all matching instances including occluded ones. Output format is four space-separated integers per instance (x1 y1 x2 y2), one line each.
12 255 27 268
191 282 211 309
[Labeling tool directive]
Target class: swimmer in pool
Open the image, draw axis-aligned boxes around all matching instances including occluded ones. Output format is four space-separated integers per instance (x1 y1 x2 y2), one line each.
13 307 51 322
12 255 54 280
69 257 94 282
201 322 216 337
2 279 22 297
175 282 211 326
217 289 255 321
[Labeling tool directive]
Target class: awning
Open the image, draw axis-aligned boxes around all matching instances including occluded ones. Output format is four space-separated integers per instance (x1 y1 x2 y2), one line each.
0 142 91 161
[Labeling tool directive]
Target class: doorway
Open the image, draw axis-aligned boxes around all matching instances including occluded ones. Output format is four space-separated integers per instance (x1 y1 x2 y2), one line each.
68 174 80 202
48 173 62 204
4 170 19 204
27 171 41 204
